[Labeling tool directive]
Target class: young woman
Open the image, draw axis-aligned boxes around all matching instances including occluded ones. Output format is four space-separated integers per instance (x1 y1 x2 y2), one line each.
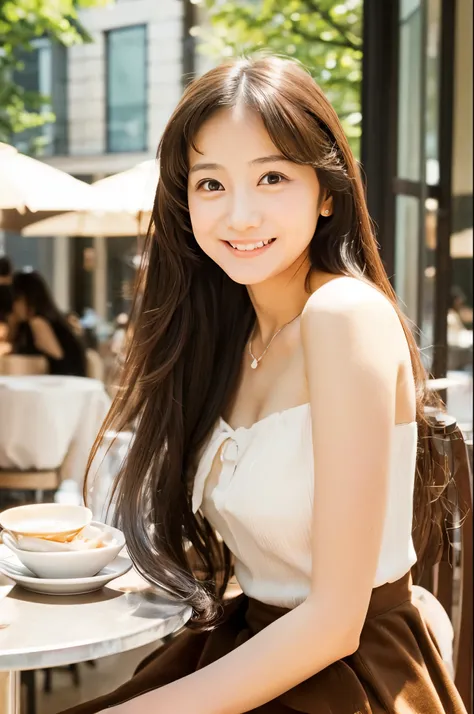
62 56 466 714
11 270 86 377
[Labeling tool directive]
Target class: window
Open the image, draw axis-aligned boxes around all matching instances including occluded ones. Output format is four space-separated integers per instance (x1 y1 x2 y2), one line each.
106 25 147 153
13 39 68 156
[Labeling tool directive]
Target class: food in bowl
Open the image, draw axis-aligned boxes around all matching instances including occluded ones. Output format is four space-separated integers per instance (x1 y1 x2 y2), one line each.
0 503 92 541
1 522 125 579
14 524 117 552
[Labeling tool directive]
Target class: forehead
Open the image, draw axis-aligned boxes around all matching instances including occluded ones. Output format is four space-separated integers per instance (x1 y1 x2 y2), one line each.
189 105 279 165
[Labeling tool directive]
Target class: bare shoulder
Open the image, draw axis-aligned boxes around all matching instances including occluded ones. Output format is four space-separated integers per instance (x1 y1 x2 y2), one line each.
302 276 408 359
305 276 396 317
304 276 403 329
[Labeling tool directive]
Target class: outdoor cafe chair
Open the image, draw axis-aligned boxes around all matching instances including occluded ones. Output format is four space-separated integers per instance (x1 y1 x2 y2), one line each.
412 412 473 713
0 468 60 507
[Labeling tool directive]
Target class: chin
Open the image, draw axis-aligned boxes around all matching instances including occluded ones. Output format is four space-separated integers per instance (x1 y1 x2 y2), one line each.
206 244 306 286
222 263 282 286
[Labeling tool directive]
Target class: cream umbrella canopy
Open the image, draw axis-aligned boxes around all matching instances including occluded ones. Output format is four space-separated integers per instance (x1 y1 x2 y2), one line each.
22 159 158 237
22 209 152 238
0 142 94 212
91 159 158 214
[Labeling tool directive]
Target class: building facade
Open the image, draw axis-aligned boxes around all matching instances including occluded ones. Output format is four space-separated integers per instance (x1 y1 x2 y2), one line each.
6 0 189 322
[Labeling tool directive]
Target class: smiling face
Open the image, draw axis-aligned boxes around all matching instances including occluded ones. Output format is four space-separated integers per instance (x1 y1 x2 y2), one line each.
187 105 331 286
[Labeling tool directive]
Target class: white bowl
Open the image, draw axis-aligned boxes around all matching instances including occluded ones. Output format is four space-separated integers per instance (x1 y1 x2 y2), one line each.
2 522 125 579
0 503 92 540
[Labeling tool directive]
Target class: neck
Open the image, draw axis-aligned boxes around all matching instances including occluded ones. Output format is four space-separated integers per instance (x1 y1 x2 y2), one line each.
247 255 311 344
0 277 12 286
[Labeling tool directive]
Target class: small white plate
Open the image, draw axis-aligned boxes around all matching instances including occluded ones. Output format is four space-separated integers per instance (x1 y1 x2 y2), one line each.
0 550 132 595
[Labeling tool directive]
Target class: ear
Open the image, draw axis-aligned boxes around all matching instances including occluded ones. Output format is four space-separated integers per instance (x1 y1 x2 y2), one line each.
320 194 334 217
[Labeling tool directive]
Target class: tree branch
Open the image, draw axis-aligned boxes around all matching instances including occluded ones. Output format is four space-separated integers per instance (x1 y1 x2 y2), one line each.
296 26 361 50
302 0 362 51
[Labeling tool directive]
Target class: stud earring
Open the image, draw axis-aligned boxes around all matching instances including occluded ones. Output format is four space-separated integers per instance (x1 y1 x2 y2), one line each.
322 209 330 216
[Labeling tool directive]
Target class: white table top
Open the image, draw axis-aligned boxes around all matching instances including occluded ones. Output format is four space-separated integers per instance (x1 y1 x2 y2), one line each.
0 552 191 672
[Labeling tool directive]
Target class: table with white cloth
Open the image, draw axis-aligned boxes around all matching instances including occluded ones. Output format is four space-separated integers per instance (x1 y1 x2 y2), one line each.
0 376 111 490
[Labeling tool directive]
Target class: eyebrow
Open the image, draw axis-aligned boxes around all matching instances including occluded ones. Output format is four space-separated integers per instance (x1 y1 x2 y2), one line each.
189 154 289 174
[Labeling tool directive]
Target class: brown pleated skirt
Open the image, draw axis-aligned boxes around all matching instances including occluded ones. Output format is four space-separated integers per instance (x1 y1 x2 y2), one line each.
60 573 466 714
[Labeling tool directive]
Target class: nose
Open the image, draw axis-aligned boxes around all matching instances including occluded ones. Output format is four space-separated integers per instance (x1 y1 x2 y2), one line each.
226 191 262 232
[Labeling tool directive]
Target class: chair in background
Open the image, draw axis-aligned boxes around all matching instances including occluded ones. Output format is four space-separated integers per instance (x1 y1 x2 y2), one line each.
0 469 60 507
412 413 473 713
0 354 48 376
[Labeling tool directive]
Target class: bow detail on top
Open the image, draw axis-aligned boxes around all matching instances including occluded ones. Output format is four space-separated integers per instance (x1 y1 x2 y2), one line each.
191 419 248 514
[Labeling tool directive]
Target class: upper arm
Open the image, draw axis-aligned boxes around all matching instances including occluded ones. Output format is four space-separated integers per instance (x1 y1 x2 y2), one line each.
29 317 64 360
301 279 404 639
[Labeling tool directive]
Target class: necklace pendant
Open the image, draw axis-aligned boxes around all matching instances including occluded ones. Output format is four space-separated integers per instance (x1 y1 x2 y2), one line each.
250 358 259 369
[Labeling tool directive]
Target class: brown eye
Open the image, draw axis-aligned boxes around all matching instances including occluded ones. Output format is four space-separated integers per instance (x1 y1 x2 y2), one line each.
259 172 285 185
199 179 224 192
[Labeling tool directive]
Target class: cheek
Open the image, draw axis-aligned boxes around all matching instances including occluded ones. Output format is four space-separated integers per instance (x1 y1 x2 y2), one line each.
189 198 232 264
188 196 219 240
275 188 318 245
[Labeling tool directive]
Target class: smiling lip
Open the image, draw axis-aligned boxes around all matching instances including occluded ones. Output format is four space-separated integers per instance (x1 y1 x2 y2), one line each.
224 238 276 257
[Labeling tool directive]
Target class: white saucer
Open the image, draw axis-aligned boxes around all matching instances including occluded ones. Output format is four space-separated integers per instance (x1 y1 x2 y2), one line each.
0 550 132 595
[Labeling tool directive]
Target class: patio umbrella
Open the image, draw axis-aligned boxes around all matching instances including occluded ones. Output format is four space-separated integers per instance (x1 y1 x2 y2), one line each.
0 209 66 233
22 159 158 238
0 142 94 213
91 159 158 215
23 209 151 237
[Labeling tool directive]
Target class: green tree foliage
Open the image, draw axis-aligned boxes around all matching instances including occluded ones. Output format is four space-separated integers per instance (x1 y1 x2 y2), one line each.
0 0 107 142
198 0 363 156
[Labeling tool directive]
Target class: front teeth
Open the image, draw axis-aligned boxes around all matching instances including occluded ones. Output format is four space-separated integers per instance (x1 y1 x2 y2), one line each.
229 239 273 251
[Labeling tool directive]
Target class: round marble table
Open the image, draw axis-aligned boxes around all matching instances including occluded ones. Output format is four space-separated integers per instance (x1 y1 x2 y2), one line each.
0 561 192 714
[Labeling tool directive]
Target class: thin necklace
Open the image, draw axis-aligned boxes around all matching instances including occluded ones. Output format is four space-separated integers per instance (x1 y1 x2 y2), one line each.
248 313 300 369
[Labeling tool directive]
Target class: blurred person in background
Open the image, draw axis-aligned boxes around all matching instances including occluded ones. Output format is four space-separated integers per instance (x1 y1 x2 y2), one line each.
0 255 13 354
100 313 129 395
0 255 13 322
447 286 473 371
66 309 105 381
10 270 86 377
80 307 100 350
450 285 473 329
66 310 86 339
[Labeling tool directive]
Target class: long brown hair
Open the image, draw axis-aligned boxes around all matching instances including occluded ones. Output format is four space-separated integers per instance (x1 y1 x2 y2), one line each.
93 56 446 628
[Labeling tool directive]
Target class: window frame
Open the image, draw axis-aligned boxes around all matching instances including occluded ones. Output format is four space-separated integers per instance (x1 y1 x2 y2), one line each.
362 0 456 379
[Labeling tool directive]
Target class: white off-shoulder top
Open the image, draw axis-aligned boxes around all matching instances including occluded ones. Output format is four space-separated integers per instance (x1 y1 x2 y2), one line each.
192 403 418 608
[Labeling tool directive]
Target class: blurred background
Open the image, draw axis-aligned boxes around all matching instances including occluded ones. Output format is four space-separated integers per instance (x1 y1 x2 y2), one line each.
0 0 472 419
